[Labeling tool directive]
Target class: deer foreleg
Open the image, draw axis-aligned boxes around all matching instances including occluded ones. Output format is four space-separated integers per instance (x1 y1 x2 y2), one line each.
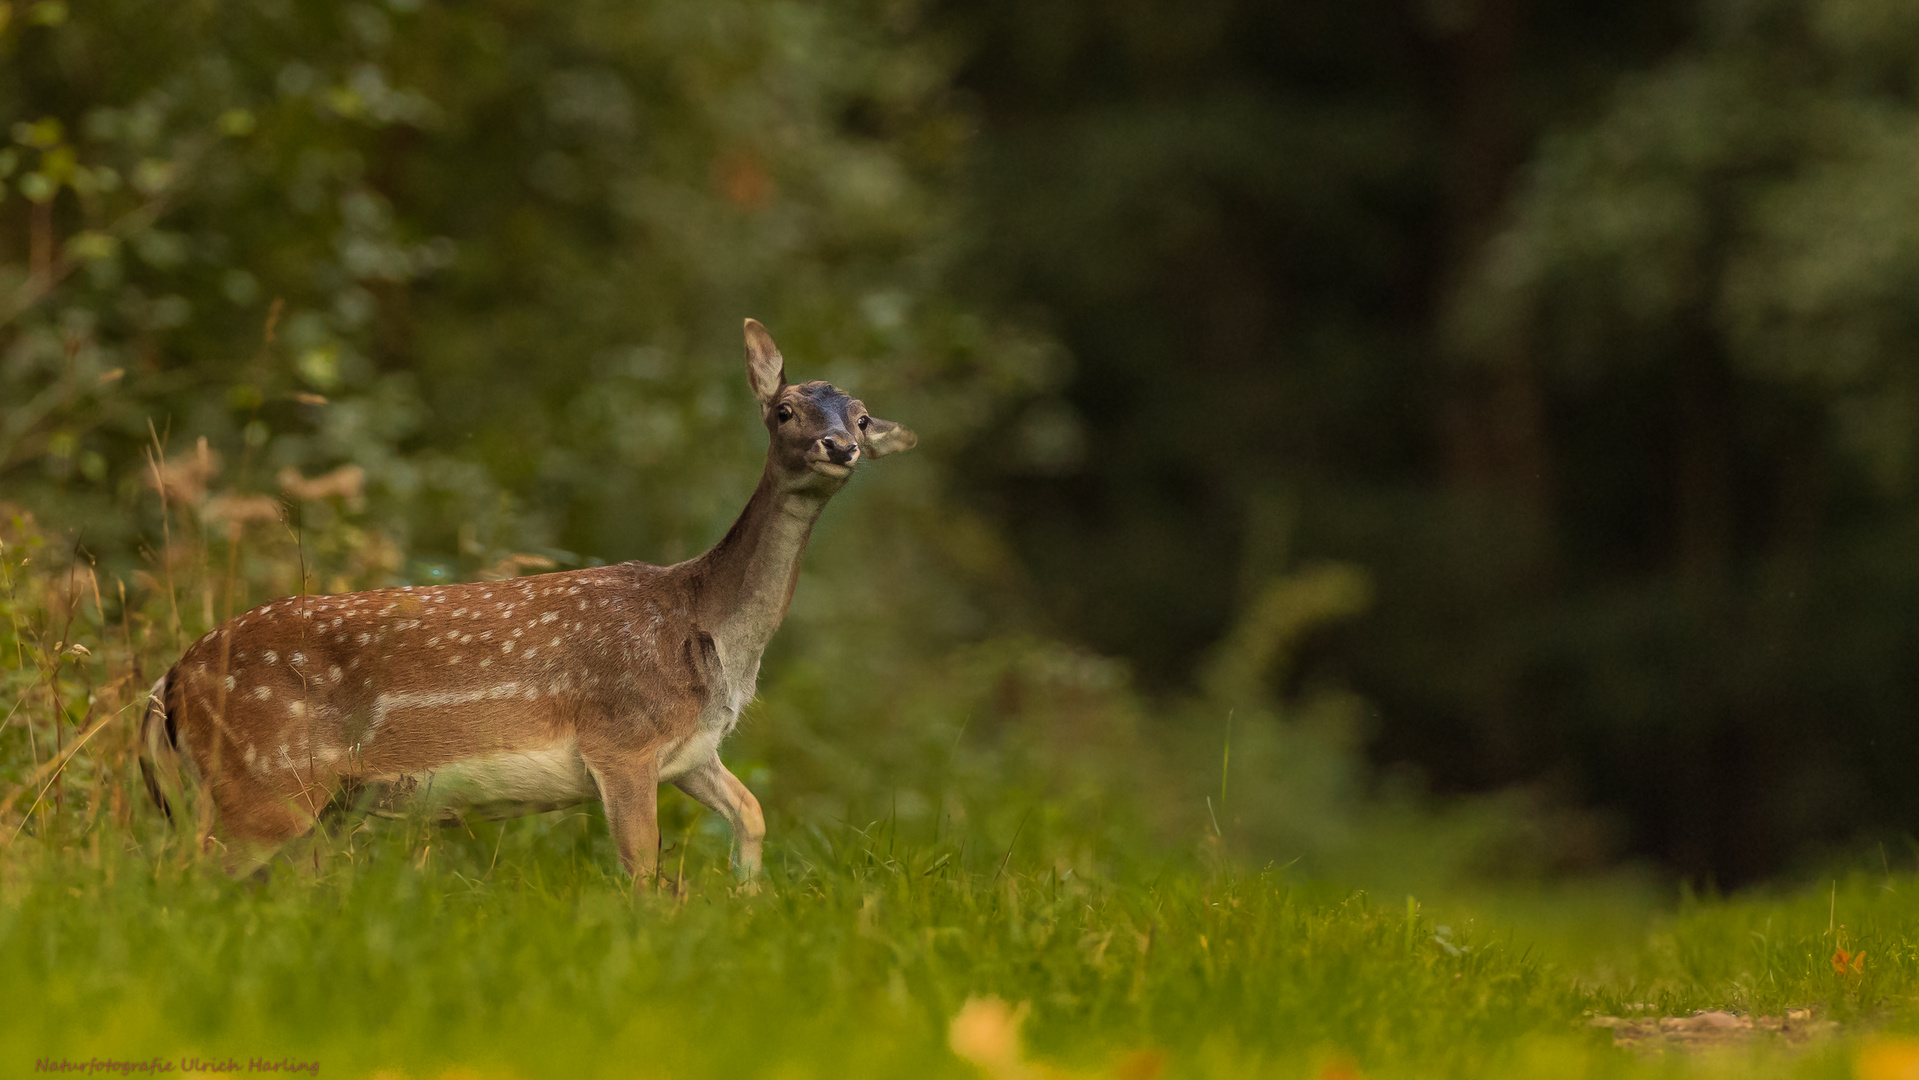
671 753 766 880
585 748 661 888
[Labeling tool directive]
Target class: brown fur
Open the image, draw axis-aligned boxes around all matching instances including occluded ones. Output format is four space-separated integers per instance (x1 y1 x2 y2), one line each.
164 562 705 867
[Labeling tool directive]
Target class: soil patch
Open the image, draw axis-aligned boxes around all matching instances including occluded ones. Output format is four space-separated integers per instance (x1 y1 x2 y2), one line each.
1590 1009 1838 1052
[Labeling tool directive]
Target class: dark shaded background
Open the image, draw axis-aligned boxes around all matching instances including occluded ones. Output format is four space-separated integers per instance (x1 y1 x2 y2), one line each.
943 0 1919 884
6 0 1919 884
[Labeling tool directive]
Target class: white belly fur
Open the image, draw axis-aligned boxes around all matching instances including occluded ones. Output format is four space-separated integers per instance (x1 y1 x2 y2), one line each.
428 743 598 804
367 740 597 817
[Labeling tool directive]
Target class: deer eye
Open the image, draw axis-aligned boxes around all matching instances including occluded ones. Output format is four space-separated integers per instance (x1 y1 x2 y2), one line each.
777 404 793 423
857 415 869 430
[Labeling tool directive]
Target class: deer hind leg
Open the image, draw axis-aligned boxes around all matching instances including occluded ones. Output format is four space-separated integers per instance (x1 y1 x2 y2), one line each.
671 753 765 882
170 695 320 878
206 773 323 879
583 746 662 889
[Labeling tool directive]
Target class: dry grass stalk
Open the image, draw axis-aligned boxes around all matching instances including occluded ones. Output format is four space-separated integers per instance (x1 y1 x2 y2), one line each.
3 427 398 859
279 463 366 509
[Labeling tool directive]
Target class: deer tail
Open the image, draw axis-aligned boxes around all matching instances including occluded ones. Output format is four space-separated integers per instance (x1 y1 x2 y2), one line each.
139 672 186 823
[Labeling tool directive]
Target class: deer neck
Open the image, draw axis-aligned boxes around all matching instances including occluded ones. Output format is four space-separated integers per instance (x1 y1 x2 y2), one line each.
690 466 830 664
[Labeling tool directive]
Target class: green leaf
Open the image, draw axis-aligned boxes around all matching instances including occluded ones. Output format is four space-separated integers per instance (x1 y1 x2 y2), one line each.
17 171 55 203
39 145 74 183
11 116 62 148
64 231 117 261
218 108 256 137
131 158 173 194
298 346 342 390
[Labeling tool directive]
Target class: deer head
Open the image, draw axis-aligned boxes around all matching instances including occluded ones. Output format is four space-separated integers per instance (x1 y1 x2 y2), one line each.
744 318 917 494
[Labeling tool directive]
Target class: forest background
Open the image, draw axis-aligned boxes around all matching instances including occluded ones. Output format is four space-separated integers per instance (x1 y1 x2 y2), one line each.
5 0 1919 890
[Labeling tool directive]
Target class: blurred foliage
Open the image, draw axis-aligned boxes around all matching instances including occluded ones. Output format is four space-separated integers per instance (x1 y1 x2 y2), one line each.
1437 0 1919 880
942 0 1919 881
0 0 1051 614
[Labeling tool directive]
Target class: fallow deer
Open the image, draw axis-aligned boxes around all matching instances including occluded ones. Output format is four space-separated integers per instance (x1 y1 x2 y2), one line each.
139 319 916 885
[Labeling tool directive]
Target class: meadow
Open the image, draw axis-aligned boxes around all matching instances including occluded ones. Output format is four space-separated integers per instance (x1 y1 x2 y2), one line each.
6 484 1919 1080
9 791 1919 1079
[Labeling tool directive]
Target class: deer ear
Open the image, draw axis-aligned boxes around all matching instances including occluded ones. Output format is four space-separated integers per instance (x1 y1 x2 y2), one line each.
858 415 917 458
743 318 786 406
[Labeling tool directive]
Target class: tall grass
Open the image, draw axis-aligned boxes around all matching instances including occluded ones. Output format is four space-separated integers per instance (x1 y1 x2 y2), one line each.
1 436 383 854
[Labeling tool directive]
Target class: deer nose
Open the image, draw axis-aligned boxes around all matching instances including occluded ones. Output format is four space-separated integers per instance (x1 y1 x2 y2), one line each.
821 437 858 465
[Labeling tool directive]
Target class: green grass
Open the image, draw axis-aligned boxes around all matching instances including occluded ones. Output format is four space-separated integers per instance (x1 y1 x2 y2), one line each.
7 804 1919 1080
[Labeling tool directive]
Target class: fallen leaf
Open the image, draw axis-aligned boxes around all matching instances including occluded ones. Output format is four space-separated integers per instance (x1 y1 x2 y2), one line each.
950 996 1029 1079
1859 1038 1919 1080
